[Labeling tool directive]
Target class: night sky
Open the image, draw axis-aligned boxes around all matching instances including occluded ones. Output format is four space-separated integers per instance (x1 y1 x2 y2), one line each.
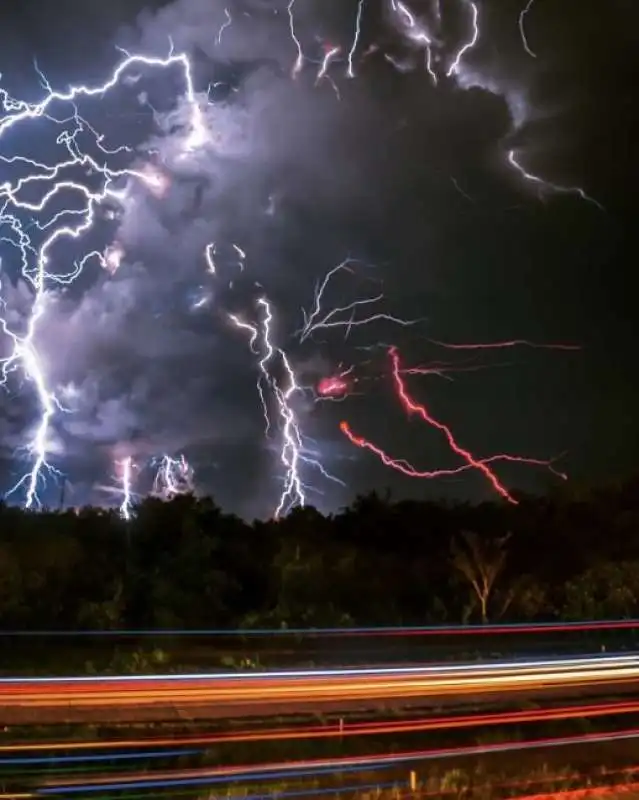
0 0 636 519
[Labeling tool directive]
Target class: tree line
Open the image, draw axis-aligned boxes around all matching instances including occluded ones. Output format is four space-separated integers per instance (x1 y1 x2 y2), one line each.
1 480 639 631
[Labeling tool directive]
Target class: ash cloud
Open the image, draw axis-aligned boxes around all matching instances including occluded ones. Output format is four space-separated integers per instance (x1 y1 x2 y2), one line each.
2 0 623 516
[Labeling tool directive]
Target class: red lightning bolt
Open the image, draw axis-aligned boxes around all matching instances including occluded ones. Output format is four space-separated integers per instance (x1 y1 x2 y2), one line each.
340 346 567 504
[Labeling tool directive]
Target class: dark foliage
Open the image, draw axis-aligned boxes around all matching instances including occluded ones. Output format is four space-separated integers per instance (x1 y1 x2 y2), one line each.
2 479 639 630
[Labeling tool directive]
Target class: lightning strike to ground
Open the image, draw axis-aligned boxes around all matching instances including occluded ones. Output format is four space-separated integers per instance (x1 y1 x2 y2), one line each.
0 2 599 515
231 295 344 517
118 456 133 520
0 45 208 507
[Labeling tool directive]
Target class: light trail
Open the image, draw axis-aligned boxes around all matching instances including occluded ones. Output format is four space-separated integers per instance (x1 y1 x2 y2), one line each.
0 749 198 767
4 653 639 684
7 698 639 753
1 619 637 639
3 653 639 728
2 618 637 637
36 728 639 792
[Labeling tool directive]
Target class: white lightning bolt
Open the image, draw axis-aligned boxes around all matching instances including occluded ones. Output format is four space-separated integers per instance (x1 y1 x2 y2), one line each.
231 296 344 518
347 0 366 79
287 0 305 78
391 1 437 85
518 0 538 58
446 0 480 77
299 259 421 343
228 308 272 436
0 46 208 506
232 243 246 270
118 456 133 520
317 46 341 84
152 454 194 499
217 8 233 45
205 242 216 274
507 150 603 210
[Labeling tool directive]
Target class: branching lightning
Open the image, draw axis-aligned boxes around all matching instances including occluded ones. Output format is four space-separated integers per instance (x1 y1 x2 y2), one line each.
230 296 344 518
341 419 566 482
299 259 420 343
0 45 208 508
340 346 568 504
152 454 195 499
390 1 437 85
507 150 604 210
0 0 599 516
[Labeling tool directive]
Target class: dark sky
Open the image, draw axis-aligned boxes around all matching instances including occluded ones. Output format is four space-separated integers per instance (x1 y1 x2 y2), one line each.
0 0 636 518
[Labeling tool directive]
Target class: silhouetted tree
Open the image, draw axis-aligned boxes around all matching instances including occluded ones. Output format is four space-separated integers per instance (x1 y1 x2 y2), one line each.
0 476 638 650
451 531 511 623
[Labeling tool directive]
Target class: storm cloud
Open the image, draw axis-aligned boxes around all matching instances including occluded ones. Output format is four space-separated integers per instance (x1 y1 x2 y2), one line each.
1 0 634 516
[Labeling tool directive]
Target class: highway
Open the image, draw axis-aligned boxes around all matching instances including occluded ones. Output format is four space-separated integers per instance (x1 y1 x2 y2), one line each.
10 729 639 796
2 653 639 724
